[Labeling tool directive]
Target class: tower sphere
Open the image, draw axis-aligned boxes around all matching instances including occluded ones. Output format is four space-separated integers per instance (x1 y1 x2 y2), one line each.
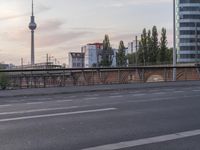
29 22 37 30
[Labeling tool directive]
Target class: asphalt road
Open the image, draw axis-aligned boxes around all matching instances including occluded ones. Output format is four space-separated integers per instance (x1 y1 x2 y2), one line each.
0 85 200 150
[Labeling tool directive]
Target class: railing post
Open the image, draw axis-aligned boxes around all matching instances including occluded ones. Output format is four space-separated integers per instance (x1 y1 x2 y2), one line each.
184 67 187 81
92 69 94 85
164 67 167 82
118 69 120 84
43 76 46 88
142 68 145 83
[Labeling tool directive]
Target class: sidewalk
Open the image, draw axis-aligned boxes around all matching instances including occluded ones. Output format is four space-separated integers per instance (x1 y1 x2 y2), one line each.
1 81 200 98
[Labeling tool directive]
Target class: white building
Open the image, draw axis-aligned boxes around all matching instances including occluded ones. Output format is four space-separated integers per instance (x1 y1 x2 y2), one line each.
68 52 84 68
127 42 137 54
176 0 200 63
81 43 103 68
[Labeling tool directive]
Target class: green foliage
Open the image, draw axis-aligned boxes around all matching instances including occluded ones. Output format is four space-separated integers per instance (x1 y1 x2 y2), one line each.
136 26 172 66
127 53 137 66
151 26 159 63
100 35 113 67
116 41 127 67
147 30 152 63
158 28 168 63
166 48 173 64
0 72 9 90
137 41 144 65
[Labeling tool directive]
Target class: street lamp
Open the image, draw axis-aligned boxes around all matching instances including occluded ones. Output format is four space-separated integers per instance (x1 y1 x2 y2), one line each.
173 0 177 81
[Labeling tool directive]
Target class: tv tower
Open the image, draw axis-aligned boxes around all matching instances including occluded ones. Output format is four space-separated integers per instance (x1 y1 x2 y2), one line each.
29 0 37 65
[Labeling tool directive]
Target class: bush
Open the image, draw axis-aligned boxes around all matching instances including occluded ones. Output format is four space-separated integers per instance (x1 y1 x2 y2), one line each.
0 73 9 90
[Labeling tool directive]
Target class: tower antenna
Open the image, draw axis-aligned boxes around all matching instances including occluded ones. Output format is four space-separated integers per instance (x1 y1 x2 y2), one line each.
29 0 37 65
32 0 34 16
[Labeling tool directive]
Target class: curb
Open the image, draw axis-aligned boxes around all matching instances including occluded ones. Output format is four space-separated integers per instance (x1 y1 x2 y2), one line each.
0 81 200 98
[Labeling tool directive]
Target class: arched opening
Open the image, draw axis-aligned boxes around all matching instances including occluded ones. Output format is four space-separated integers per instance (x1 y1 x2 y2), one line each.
146 75 164 82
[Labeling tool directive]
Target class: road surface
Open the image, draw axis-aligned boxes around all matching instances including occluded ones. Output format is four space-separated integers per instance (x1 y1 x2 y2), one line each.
0 85 200 149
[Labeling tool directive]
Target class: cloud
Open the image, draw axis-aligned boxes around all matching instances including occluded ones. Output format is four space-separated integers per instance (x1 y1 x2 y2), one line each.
104 0 171 8
38 20 65 32
36 31 92 48
0 3 50 21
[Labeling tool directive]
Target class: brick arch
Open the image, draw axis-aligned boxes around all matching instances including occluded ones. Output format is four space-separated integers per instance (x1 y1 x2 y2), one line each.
144 69 165 82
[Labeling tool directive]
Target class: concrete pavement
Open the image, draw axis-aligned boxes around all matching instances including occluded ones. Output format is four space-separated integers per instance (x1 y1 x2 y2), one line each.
0 84 200 149
1 80 200 98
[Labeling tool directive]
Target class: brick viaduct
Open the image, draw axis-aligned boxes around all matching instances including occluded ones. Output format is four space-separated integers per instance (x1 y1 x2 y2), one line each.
3 66 200 89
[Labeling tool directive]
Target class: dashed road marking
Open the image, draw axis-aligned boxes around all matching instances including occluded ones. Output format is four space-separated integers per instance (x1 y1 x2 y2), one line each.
153 92 166 95
56 100 73 103
83 129 200 150
109 95 123 98
26 102 44 105
0 106 79 115
131 94 146 97
193 90 200 92
0 108 117 122
0 104 12 107
173 91 184 93
84 97 98 100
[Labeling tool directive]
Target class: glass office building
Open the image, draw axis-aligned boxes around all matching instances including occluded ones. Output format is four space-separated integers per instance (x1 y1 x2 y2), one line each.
177 0 200 63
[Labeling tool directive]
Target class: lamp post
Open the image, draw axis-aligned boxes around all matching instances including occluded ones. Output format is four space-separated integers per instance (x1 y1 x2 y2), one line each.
173 0 177 81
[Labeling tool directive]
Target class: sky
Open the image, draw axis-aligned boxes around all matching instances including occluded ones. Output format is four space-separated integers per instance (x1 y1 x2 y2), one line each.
0 0 173 65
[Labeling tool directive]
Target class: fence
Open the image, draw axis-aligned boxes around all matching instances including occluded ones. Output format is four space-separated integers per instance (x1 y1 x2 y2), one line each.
0 66 200 89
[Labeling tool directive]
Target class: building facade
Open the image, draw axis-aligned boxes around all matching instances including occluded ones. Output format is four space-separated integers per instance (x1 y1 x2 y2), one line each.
127 42 137 54
81 43 103 68
177 0 200 63
68 52 85 68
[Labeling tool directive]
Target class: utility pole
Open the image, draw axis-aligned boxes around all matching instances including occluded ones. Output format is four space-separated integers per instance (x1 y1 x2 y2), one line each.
173 0 177 81
21 58 24 69
46 54 49 64
135 36 138 66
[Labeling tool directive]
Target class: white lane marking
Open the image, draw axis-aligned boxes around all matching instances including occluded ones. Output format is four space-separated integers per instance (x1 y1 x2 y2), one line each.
84 97 98 100
109 93 120 96
0 104 12 107
56 100 73 103
193 90 200 92
131 94 146 97
0 108 117 122
0 106 79 115
26 102 44 105
90 94 99 97
83 129 200 150
109 95 123 98
69 95 76 98
173 91 184 93
36 98 52 101
153 92 166 95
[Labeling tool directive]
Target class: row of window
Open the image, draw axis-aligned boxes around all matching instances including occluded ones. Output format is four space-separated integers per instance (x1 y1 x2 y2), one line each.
180 38 200 43
181 14 200 19
179 54 200 59
180 6 200 11
180 0 200 3
180 22 200 27
180 46 200 50
180 30 200 35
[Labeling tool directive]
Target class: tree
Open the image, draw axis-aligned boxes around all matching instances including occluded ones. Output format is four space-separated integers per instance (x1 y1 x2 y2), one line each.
116 41 126 67
151 26 159 64
0 73 9 90
127 53 137 66
137 41 144 65
100 35 113 67
147 30 152 64
141 29 148 65
166 48 173 64
159 28 168 64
